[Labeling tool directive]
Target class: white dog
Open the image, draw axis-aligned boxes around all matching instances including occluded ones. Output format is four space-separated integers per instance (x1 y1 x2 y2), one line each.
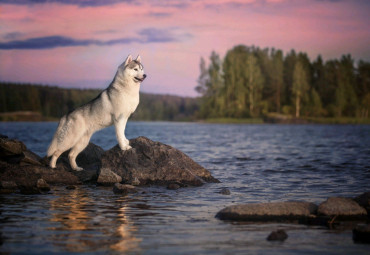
47 55 146 171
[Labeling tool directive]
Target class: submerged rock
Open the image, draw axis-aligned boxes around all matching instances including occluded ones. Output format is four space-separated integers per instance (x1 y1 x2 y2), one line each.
267 229 288 241
219 188 231 195
317 197 367 220
167 183 181 190
100 136 220 186
216 202 317 222
113 183 137 195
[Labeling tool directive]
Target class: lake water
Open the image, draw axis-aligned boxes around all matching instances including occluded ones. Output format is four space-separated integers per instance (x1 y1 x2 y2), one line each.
0 122 369 254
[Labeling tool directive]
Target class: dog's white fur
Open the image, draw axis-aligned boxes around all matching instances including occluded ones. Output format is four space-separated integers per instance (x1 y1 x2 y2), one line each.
47 55 146 171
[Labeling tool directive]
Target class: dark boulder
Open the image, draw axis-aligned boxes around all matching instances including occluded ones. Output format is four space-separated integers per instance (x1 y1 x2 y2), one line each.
267 229 288 241
354 192 370 215
353 224 370 243
99 136 219 186
216 202 317 222
317 197 367 220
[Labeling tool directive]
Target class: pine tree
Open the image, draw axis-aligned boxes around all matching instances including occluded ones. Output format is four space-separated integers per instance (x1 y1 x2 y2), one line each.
292 60 309 117
246 54 264 116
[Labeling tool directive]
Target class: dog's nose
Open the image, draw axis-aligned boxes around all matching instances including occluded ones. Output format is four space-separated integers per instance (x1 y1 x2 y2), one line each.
143 74 147 79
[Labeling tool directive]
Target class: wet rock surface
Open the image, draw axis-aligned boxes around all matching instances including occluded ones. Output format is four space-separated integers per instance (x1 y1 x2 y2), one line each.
216 202 318 222
100 136 220 186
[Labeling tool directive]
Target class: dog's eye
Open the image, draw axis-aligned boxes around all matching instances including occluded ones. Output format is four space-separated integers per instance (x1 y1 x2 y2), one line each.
134 68 138 71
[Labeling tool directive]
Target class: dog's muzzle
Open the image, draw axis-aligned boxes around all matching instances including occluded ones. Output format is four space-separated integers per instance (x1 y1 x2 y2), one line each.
134 74 147 83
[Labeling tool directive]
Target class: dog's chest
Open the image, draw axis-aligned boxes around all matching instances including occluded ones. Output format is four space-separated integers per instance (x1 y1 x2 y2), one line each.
113 92 139 115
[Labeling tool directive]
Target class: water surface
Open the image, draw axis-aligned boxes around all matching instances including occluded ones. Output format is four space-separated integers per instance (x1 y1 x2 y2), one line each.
0 122 369 254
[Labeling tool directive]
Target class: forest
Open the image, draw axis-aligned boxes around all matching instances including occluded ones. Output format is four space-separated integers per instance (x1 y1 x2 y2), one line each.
0 83 198 121
195 45 370 120
1 44 370 123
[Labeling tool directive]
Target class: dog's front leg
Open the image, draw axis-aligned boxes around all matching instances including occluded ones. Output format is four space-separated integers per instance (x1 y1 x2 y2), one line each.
114 117 131 150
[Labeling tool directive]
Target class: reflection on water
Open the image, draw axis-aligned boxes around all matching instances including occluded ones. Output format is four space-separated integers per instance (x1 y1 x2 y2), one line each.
110 203 141 252
48 187 141 253
0 122 370 254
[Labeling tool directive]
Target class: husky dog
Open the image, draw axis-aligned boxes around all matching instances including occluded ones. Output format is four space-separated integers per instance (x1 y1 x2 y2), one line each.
47 55 146 171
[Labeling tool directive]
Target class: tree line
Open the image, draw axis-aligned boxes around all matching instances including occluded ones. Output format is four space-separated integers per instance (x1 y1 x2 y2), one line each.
195 45 370 119
0 82 199 121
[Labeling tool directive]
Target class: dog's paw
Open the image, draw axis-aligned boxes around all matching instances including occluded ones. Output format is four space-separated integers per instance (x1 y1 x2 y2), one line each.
73 166 84 171
120 145 132 151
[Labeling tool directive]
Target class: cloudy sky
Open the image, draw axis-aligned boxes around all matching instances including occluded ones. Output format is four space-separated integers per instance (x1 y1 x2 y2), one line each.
0 0 369 97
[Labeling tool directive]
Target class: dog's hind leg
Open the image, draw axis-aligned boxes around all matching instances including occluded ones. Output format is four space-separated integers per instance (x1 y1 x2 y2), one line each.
50 150 62 169
68 133 91 171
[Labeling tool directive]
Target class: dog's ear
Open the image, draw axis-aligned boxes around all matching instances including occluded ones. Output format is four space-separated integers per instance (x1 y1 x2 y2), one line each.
124 55 133 66
135 55 141 63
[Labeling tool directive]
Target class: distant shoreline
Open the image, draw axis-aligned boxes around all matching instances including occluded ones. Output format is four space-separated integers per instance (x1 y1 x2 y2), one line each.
1 111 369 124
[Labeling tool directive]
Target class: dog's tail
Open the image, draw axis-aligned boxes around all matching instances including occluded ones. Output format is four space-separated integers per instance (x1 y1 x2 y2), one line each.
47 138 58 157
46 116 66 157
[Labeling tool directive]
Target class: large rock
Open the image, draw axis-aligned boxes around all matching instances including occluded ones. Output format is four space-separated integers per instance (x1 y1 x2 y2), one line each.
317 197 367 220
1 134 219 191
216 202 317 222
55 143 104 183
99 136 219 186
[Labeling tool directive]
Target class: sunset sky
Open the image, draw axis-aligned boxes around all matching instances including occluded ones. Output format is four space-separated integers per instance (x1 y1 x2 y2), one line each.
0 0 369 97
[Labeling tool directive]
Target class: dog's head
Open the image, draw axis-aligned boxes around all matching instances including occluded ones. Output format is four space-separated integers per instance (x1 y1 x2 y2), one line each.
121 55 147 83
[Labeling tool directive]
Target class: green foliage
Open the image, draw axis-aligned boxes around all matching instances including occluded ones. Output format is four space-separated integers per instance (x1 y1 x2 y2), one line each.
0 82 199 121
196 45 370 120
292 60 309 117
